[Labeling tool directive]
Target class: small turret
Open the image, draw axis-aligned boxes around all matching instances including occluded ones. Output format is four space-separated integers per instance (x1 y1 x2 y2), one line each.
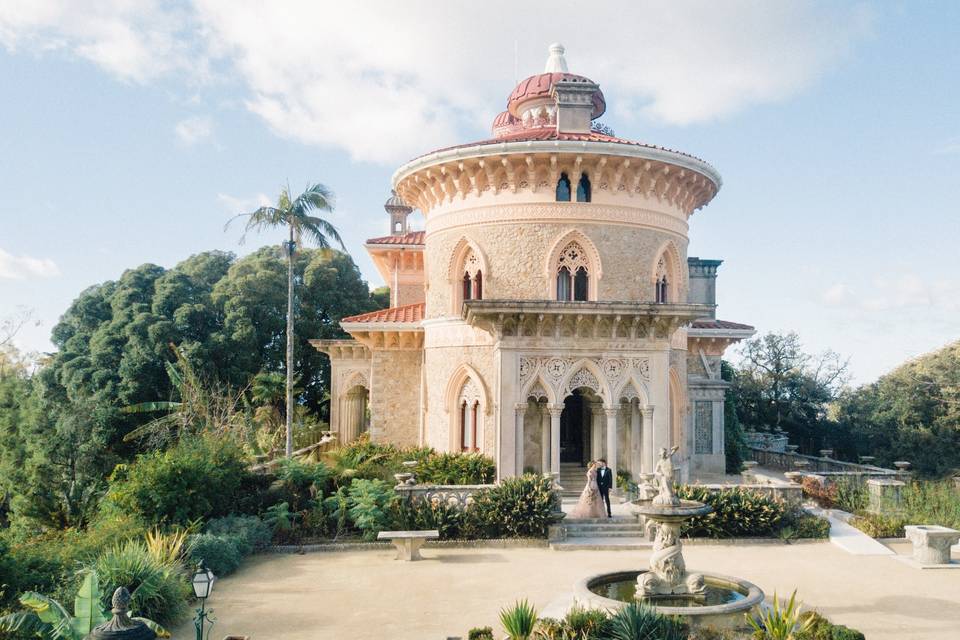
384 190 413 236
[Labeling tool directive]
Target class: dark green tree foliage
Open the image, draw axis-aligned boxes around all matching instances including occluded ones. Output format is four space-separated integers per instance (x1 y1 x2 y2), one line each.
835 341 960 477
720 360 746 473
102 436 252 526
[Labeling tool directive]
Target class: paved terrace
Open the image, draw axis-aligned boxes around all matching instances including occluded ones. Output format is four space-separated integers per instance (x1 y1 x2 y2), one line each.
174 540 960 640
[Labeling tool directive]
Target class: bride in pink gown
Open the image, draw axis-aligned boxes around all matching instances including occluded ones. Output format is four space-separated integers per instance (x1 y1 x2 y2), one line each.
569 461 606 519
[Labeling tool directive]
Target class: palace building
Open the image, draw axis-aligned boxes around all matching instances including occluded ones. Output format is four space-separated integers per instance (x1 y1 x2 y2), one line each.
312 44 754 483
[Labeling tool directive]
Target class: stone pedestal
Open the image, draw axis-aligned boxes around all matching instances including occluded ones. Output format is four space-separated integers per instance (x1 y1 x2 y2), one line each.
904 525 960 565
867 478 904 515
784 471 804 485
741 461 759 485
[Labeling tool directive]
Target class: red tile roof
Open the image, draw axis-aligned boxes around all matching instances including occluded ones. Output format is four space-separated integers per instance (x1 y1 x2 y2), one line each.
423 128 713 166
690 319 755 331
365 231 425 246
342 302 425 324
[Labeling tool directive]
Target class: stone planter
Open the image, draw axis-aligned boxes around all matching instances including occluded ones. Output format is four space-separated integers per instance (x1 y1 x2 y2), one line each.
904 525 960 565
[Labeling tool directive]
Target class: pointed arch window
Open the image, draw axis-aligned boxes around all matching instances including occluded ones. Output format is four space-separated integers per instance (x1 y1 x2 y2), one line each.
555 241 591 301
459 248 483 303
576 173 591 202
457 378 482 452
556 173 571 201
654 255 671 303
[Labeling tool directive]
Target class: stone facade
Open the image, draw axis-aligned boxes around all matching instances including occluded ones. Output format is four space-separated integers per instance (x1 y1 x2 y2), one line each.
312 45 754 481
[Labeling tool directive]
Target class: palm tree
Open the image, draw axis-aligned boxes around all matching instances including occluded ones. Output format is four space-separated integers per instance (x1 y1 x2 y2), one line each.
227 183 344 457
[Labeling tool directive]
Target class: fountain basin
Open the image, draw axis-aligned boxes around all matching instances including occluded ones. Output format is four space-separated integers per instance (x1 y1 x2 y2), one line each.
635 499 712 522
575 570 764 631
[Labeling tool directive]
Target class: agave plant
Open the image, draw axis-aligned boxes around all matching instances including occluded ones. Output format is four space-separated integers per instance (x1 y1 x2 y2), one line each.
0 571 169 639
500 599 538 640
747 590 814 640
606 602 686 640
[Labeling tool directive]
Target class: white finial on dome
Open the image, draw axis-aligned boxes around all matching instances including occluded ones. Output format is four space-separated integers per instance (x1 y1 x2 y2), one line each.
544 43 568 73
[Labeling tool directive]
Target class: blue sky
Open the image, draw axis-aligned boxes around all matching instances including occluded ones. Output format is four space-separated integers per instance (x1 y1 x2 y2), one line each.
0 1 957 384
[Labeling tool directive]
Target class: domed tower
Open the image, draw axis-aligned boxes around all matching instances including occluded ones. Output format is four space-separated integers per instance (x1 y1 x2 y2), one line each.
318 44 753 481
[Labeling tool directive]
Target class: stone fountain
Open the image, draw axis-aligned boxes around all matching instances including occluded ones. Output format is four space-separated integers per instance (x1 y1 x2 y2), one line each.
575 447 764 630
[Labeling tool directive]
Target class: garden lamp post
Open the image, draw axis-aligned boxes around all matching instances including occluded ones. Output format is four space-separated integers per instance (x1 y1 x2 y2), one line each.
192 561 216 640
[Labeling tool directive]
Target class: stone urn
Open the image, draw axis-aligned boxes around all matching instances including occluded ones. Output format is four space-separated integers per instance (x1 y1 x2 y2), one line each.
785 444 799 454
793 459 811 470
894 461 912 471
819 449 834 459
859 455 876 465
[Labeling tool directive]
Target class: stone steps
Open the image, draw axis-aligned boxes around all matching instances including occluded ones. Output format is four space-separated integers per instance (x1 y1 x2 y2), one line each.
551 538 652 551
566 529 645 538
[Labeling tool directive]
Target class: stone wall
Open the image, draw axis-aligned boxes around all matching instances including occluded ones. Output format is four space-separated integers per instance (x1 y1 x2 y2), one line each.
423 215 687 319
394 483 494 509
369 349 422 447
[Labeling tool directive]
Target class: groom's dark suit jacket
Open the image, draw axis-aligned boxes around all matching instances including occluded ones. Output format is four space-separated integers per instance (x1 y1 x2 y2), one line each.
596 467 613 492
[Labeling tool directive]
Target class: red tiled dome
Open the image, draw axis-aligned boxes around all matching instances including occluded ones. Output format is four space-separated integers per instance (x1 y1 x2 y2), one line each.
507 72 606 119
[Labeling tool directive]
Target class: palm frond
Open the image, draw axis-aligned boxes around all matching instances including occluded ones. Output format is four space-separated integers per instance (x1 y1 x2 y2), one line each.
122 414 181 442
301 215 345 250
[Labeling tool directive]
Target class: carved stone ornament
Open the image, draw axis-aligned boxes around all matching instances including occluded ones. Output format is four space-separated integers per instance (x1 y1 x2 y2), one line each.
567 367 600 395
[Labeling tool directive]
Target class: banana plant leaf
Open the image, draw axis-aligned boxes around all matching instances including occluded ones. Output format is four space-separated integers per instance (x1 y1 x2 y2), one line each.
0 610 53 637
71 572 107 638
133 616 171 638
121 401 182 414
18 591 76 639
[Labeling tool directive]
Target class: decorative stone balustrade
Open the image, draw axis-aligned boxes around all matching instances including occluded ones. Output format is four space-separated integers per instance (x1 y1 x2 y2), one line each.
746 446 899 476
394 483 495 509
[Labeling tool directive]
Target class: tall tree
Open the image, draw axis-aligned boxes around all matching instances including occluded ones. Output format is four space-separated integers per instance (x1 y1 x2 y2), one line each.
733 332 849 453
228 184 345 456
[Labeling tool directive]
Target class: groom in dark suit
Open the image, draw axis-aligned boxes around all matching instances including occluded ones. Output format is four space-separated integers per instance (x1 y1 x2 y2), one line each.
596 459 613 517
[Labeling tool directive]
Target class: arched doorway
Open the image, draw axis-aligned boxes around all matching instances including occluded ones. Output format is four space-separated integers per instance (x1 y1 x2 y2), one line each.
340 384 369 444
559 388 602 465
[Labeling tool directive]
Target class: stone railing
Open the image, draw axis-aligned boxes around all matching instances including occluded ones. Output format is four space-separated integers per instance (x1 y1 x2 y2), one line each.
394 484 495 509
747 446 899 477
690 483 804 510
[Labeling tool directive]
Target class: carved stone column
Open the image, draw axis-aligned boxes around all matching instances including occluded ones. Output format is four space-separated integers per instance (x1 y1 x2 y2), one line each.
605 405 619 482
514 403 527 476
548 404 564 478
642 405 655 474
631 400 642 477
540 405 550 474
591 405 604 461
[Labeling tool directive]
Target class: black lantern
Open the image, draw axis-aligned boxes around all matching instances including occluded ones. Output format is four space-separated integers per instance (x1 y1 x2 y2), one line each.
192 561 216 640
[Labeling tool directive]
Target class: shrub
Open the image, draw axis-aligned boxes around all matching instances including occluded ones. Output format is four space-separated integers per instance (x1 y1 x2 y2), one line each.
796 612 865 640
500 599 537 640
204 515 272 555
832 478 868 513
778 512 831 540
346 479 397 541
607 602 686 640
678 486 786 538
901 480 960 529
468 626 495 640
92 539 190 625
473 474 556 539
389 498 464 540
747 591 813 640
272 458 331 511
417 452 495 485
103 436 252 526
848 512 905 538
188 533 242 577
561 603 609 639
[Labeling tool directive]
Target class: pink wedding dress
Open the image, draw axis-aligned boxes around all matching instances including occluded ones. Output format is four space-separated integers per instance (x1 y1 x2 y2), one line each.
569 467 606 519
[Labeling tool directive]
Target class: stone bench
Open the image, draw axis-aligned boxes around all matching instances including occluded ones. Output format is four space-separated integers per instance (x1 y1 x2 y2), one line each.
377 530 439 561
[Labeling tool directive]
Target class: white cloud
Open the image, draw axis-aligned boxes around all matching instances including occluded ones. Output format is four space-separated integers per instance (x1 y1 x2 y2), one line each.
0 249 60 280
820 273 960 313
935 137 960 155
175 116 213 145
0 1 873 162
822 282 851 306
217 192 272 214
